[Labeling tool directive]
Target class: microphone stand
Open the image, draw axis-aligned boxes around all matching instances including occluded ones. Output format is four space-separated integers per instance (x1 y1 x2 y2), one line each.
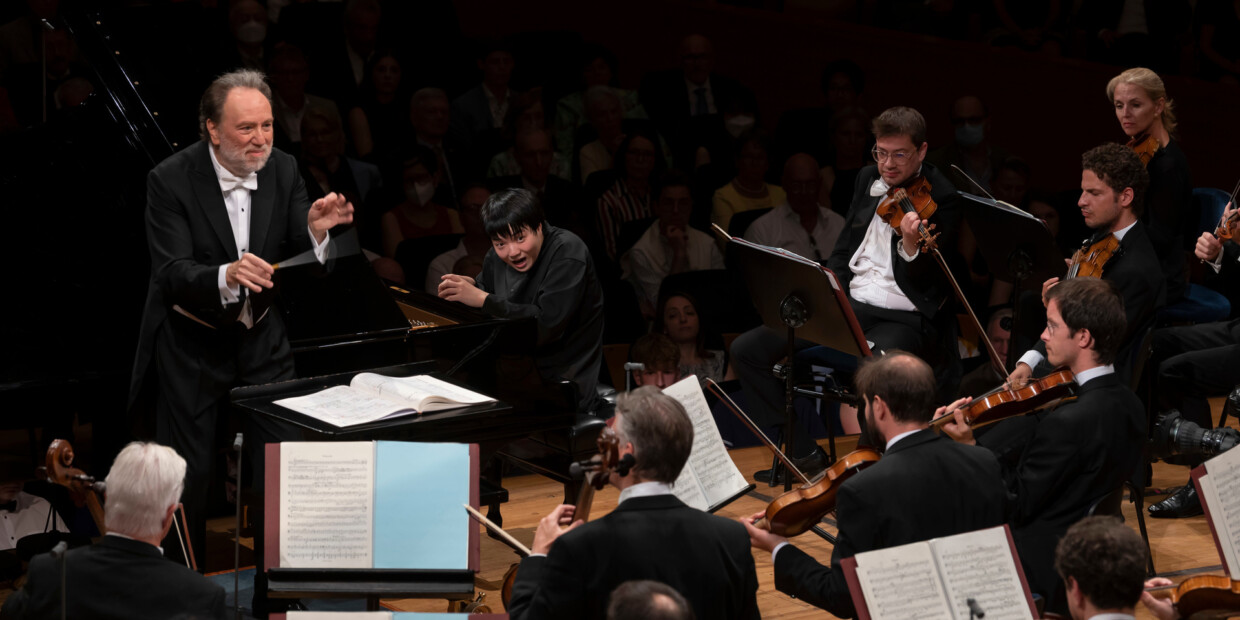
623 362 645 392
967 597 986 619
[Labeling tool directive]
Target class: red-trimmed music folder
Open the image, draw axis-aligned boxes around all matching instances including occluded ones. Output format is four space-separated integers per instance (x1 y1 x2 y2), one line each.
841 524 1037 620
265 441 480 573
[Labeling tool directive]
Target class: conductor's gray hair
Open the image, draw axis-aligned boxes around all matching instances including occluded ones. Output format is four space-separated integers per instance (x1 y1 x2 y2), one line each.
104 442 187 539
199 69 272 141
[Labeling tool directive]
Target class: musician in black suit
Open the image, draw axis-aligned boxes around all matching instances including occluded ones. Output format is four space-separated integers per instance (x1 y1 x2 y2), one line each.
945 277 1145 616
506 386 760 620
2 442 225 620
745 351 1010 618
731 106 964 471
1007 142 1164 388
127 70 352 608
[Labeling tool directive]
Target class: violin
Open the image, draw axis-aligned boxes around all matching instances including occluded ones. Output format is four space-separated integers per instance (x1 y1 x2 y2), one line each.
1215 209 1239 242
41 439 105 535
754 448 882 537
928 369 1077 431
1148 574 1240 618
877 176 940 251
1066 234 1120 279
1126 132 1161 167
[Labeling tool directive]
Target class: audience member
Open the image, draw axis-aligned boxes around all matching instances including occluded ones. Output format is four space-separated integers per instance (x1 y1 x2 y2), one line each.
927 95 1011 193
452 253 485 282
597 131 665 262
411 87 463 207
1199 0 1240 83
624 171 725 317
269 44 341 157
712 131 786 233
1 442 226 620
450 40 516 156
380 145 462 257
348 50 414 166
555 43 647 160
818 106 872 213
744 153 844 263
487 89 571 181
772 59 866 171
299 106 383 251
308 0 382 110
630 332 681 389
986 1 1065 54
957 307 1013 397
0 0 59 83
489 128 582 234
3 27 87 127
217 0 270 73
425 185 492 293
579 86 628 182
1054 516 1148 620
607 580 695 620
656 292 733 384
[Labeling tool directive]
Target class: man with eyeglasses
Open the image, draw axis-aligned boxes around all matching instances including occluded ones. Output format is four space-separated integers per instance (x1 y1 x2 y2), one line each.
941 277 1144 617
622 170 724 317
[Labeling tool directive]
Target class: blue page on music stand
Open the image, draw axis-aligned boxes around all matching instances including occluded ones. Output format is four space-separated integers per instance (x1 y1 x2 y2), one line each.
373 442 470 569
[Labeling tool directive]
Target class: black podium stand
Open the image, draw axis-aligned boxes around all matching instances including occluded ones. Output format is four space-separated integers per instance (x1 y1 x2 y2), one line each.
727 237 872 491
960 192 1067 372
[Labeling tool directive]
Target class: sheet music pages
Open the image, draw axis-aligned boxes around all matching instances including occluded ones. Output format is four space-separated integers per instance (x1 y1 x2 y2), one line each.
280 442 374 568
932 526 1035 620
854 541 953 619
287 614 392 619
1201 446 1240 577
273 373 495 427
663 376 750 511
376 374 496 412
273 385 413 428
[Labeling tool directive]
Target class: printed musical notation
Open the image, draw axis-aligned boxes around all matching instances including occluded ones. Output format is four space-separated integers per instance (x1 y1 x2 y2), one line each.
279 443 374 568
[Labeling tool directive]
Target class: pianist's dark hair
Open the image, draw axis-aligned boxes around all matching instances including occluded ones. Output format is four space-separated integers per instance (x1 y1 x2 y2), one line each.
199 69 273 141
481 188 546 240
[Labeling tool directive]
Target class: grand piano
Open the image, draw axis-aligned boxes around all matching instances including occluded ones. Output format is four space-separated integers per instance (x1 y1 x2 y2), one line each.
1 1 589 502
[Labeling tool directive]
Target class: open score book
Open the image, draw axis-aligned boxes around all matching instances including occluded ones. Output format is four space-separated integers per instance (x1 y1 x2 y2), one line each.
272 373 495 428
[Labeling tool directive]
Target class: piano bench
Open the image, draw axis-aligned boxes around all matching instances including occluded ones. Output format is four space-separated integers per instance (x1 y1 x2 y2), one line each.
498 414 607 503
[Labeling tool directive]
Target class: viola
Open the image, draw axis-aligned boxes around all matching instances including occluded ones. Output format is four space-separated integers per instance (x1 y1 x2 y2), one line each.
1148 574 1240 618
877 176 940 251
928 369 1077 431
1126 132 1160 167
754 448 882 537
1066 234 1120 279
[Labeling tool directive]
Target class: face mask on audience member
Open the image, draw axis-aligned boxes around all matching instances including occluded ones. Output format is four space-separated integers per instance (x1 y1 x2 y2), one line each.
954 122 985 147
407 181 436 206
235 20 267 44
725 114 755 138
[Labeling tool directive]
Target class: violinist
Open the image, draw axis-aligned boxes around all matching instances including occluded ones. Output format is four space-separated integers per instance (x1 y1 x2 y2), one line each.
1108 67 1191 304
1144 220 1240 519
743 352 1008 619
1054 516 1150 620
506 386 759 620
1006 143 1163 388
944 278 1145 617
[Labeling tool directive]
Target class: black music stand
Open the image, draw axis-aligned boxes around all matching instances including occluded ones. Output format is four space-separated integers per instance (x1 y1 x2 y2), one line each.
728 237 872 491
960 192 1067 372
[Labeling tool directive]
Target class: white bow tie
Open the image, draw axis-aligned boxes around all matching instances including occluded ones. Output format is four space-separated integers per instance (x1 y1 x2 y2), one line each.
869 177 891 197
219 172 257 194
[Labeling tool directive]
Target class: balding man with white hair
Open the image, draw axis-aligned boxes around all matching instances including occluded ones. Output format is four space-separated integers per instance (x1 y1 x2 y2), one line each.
2 442 225 620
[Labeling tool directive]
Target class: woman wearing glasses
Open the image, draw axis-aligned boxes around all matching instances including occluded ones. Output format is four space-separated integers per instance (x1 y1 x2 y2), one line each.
1107 67 1192 304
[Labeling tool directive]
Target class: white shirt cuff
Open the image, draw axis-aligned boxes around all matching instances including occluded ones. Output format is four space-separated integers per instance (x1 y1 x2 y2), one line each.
897 241 919 262
218 264 240 306
771 541 790 564
310 226 330 264
1018 350 1044 371
1208 250 1225 273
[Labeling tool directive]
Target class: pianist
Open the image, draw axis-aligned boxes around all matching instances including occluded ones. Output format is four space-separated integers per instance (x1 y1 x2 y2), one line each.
438 188 607 414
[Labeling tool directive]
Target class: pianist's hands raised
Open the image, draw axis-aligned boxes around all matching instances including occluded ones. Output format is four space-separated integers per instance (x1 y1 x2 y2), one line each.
307 192 354 243
438 273 489 308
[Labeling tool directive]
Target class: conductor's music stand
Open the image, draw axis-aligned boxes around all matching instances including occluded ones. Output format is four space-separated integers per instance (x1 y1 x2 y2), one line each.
728 237 872 492
960 192 1067 372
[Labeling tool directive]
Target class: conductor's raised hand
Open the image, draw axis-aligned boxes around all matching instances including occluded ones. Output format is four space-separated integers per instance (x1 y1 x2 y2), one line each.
437 273 487 308
308 192 354 242
742 510 786 553
531 504 582 555
226 252 274 294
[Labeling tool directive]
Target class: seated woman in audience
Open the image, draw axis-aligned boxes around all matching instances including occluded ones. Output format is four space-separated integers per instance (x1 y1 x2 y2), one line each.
348 50 413 166
656 292 734 384
487 89 570 181
712 130 785 232
554 43 646 158
380 146 462 258
596 130 666 263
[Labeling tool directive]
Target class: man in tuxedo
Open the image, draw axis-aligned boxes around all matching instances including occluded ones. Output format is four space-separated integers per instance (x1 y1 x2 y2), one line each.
505 386 760 619
2 442 225 619
127 69 351 608
1006 142 1163 388
945 277 1145 616
1054 516 1149 620
745 351 1009 618
731 106 964 474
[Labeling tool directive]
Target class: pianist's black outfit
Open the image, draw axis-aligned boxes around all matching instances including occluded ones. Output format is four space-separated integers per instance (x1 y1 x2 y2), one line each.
475 224 605 413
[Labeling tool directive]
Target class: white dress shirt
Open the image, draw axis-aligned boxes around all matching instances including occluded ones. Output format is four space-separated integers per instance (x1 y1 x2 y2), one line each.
846 177 921 311
744 202 845 262
0 492 69 551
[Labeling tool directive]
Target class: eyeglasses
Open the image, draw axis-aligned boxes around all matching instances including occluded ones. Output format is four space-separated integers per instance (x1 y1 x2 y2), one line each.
872 147 914 164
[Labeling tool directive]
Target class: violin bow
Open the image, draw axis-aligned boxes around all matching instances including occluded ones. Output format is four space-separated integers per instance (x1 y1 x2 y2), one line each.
464 504 531 557
705 379 811 485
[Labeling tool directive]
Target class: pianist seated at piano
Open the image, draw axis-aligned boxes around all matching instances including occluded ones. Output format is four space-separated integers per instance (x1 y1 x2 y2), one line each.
438 187 608 414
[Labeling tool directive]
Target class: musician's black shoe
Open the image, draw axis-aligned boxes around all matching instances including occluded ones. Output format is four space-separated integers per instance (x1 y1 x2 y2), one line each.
754 447 830 486
1148 483 1203 519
